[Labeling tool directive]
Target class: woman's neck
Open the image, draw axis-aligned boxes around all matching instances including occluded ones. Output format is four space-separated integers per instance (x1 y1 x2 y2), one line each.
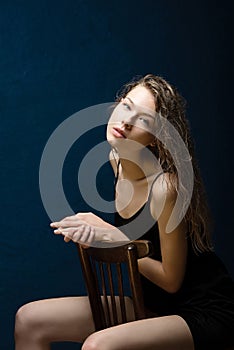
118 152 160 182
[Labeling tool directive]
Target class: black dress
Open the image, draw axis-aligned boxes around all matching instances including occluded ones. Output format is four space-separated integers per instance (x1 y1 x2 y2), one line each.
115 176 234 349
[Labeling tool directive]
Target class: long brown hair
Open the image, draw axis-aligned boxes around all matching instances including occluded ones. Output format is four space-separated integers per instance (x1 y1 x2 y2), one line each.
116 74 213 254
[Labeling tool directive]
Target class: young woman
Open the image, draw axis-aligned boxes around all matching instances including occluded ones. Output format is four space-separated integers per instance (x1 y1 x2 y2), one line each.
15 74 234 349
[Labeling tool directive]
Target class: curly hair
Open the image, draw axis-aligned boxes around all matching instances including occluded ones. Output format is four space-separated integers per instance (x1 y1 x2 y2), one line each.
115 74 213 254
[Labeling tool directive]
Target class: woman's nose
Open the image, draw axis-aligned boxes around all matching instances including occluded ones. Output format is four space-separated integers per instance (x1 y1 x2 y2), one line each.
121 117 134 129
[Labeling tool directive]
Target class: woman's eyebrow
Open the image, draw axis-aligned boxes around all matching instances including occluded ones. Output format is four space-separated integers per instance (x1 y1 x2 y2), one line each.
126 97 155 119
126 97 134 104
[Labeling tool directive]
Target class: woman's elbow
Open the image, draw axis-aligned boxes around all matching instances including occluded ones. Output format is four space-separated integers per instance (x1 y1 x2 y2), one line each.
163 278 183 294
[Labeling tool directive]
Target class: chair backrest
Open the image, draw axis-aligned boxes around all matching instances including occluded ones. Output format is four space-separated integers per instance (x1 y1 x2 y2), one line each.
77 240 153 331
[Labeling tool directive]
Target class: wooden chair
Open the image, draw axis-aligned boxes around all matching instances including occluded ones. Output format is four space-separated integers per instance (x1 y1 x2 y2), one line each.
77 240 153 331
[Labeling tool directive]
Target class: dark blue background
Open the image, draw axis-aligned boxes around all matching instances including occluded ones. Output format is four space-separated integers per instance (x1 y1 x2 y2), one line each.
0 1 233 349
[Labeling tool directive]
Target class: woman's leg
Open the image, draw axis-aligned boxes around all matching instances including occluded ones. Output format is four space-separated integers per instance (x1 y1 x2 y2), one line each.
82 315 195 350
14 296 95 350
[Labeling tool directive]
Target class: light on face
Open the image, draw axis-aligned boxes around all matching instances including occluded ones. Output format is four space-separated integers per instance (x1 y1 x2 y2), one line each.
109 99 156 134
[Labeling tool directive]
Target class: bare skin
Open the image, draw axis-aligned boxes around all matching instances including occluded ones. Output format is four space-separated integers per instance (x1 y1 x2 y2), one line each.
82 315 194 350
14 86 195 349
15 296 194 350
15 297 95 348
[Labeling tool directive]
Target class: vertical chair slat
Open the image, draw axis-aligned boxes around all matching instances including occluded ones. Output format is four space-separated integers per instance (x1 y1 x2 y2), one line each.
99 262 111 327
107 264 118 325
77 245 106 330
127 245 145 320
116 263 127 323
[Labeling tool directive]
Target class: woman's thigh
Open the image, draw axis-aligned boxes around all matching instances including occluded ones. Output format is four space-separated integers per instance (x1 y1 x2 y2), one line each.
15 296 95 342
82 315 195 350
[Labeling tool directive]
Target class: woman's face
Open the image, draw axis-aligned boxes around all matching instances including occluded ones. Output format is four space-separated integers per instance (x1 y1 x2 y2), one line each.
107 85 156 149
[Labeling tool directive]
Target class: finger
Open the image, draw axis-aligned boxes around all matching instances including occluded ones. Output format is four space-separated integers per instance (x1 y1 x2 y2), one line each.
79 225 92 243
51 221 69 228
62 229 75 242
80 226 95 244
52 227 72 242
86 227 95 243
50 222 59 228
51 219 85 229
72 225 85 243
53 226 72 235
53 228 63 234
58 227 81 235
64 225 84 243
50 214 79 227
80 228 95 248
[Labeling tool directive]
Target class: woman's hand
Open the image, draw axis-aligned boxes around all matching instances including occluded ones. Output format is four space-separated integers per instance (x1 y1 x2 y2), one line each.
50 212 128 244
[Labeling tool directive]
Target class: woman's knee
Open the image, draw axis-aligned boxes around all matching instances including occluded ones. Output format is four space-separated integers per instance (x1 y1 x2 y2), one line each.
15 303 33 336
15 302 46 341
82 332 108 350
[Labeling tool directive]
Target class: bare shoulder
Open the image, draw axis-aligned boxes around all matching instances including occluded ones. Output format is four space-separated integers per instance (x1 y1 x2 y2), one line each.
150 172 178 221
151 172 177 201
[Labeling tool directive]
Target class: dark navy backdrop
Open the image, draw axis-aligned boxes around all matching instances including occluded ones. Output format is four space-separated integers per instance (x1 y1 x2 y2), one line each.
0 1 233 349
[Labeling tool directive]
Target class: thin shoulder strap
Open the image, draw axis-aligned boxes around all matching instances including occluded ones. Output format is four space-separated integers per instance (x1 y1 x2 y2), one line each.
148 171 164 199
114 159 121 187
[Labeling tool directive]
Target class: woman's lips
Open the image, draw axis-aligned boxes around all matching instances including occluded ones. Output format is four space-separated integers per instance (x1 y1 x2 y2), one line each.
111 127 126 138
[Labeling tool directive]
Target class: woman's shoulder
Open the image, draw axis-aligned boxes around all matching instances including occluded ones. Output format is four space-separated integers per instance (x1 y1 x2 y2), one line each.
151 172 177 201
149 172 178 222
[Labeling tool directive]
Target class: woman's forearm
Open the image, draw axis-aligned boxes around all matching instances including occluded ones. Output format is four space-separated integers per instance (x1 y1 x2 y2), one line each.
138 257 181 294
94 226 129 242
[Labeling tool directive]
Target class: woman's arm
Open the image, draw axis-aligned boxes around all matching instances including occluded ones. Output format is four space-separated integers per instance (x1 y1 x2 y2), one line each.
138 174 188 293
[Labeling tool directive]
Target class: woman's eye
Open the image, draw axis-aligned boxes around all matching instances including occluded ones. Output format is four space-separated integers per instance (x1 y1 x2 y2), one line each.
122 102 131 110
138 117 149 125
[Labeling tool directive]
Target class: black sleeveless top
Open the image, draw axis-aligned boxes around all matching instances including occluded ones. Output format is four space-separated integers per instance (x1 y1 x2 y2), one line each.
114 170 234 349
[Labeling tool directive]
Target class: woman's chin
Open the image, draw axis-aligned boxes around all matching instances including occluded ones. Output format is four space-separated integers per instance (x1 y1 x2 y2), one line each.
107 136 125 148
